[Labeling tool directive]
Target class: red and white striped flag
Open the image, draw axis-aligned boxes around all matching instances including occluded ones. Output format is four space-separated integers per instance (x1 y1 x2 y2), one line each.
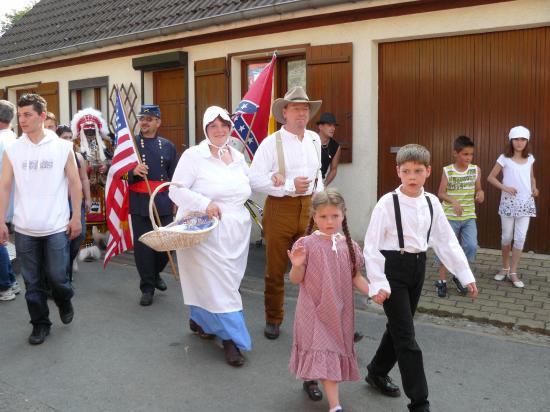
104 89 139 267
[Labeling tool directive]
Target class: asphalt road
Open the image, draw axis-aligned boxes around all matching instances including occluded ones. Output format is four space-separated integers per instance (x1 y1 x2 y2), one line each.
0 259 549 412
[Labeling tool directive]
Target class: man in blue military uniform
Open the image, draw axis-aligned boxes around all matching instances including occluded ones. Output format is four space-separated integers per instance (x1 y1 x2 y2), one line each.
129 105 178 306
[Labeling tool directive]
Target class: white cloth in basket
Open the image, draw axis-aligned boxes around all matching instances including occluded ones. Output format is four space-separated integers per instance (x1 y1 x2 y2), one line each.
169 141 251 313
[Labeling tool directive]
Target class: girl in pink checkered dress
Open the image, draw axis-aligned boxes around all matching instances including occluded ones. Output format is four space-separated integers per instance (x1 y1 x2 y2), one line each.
287 189 370 412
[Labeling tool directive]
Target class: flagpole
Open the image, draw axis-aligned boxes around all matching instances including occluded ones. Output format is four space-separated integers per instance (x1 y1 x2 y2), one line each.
116 86 179 280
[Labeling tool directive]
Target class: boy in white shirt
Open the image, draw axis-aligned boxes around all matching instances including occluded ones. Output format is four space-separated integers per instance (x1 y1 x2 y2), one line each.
0 94 82 345
363 144 478 412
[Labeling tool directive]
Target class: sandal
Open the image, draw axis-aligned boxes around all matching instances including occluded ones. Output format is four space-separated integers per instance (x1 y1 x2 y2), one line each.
189 319 216 340
507 273 525 288
494 268 509 281
302 380 323 401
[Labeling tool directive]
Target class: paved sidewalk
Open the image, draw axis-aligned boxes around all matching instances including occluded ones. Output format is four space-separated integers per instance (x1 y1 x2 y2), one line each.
421 248 550 335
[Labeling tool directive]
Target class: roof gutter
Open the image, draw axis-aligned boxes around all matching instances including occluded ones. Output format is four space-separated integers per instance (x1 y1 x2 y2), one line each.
0 0 360 68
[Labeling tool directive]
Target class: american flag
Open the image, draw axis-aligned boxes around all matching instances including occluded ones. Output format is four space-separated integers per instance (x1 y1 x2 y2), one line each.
232 53 276 158
103 89 139 267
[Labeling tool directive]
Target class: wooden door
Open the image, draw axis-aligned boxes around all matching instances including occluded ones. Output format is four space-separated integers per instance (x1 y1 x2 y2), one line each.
16 82 60 135
194 57 228 143
153 68 187 153
378 27 550 252
306 43 353 163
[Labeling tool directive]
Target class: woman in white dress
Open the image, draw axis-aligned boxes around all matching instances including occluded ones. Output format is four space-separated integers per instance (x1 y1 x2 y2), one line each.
169 106 252 367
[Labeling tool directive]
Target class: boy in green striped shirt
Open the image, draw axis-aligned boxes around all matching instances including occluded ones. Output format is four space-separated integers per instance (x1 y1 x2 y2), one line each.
435 136 484 297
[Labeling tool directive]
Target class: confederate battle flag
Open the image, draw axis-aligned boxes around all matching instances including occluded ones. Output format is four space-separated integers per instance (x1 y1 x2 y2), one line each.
232 53 276 159
104 89 139 267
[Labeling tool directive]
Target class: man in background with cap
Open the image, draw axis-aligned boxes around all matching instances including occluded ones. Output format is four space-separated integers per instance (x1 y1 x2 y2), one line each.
249 86 324 336
129 105 178 306
317 112 342 186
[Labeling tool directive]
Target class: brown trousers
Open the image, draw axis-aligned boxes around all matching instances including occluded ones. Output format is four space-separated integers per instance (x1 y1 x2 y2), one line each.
262 195 311 325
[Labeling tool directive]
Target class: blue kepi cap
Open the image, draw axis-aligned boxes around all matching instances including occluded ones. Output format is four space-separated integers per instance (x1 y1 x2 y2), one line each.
139 104 161 118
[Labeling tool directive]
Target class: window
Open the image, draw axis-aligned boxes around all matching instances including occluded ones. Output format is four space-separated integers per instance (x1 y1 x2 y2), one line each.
68 77 109 123
241 54 306 98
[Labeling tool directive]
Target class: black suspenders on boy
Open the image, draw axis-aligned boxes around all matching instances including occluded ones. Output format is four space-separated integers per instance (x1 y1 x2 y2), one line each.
391 191 433 254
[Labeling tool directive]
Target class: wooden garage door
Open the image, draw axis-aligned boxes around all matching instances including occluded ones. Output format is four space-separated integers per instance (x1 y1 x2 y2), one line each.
378 27 550 253
153 68 187 154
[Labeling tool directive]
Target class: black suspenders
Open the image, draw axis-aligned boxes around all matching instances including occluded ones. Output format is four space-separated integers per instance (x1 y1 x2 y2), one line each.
391 191 433 254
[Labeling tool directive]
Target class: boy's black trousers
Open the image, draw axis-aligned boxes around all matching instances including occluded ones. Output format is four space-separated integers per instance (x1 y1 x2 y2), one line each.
368 250 430 412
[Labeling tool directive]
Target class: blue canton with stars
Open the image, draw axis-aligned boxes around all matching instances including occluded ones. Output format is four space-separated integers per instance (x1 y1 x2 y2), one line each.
233 100 260 154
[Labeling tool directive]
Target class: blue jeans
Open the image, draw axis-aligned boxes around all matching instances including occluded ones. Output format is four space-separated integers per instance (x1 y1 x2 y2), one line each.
0 244 16 291
435 218 478 265
67 205 86 281
15 231 73 326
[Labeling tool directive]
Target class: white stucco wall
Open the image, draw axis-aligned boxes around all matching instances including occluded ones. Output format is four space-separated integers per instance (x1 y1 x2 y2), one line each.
1 0 548 240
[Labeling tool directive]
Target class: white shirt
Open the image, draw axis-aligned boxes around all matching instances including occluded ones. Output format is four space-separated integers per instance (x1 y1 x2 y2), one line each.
363 186 475 297
497 154 535 200
0 128 16 170
249 126 324 196
6 130 72 236
0 128 16 222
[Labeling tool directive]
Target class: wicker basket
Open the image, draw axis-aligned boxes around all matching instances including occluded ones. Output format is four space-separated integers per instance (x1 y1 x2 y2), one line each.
138 181 218 252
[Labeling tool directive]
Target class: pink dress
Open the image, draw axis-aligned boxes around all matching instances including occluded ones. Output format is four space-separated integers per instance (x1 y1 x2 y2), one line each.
289 233 365 382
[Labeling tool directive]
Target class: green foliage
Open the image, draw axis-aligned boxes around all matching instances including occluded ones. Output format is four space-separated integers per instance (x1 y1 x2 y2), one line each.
0 2 37 36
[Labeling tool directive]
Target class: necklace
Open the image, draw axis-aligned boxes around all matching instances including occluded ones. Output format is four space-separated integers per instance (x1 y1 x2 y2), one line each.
321 141 332 159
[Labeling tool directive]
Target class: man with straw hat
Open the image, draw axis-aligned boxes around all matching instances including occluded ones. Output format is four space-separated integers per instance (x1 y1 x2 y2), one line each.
250 86 323 336
250 86 325 400
129 105 178 306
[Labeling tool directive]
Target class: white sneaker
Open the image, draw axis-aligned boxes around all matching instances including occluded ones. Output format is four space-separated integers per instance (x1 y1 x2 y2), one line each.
10 281 21 295
0 288 16 301
72 260 79 274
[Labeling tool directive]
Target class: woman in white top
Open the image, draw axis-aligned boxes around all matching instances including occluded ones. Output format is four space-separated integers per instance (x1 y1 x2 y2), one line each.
169 106 252 367
487 125 539 288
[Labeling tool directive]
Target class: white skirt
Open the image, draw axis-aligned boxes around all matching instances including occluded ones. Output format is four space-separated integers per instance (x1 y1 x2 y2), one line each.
176 206 251 313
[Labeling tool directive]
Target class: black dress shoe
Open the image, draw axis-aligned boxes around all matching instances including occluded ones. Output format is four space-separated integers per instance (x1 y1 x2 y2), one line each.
365 371 401 397
222 340 245 367
302 380 323 401
264 323 280 339
58 300 74 324
155 277 167 291
140 292 153 306
29 325 50 345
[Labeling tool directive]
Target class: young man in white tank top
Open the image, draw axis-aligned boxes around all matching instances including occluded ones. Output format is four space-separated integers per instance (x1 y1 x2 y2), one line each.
0 94 82 345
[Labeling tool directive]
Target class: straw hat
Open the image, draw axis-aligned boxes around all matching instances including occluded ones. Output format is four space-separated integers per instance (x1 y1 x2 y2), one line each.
271 86 322 124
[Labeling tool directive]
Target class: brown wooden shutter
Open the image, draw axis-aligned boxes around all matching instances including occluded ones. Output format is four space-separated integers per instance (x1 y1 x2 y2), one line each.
194 57 228 143
16 81 59 134
36 82 60 120
306 43 353 163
